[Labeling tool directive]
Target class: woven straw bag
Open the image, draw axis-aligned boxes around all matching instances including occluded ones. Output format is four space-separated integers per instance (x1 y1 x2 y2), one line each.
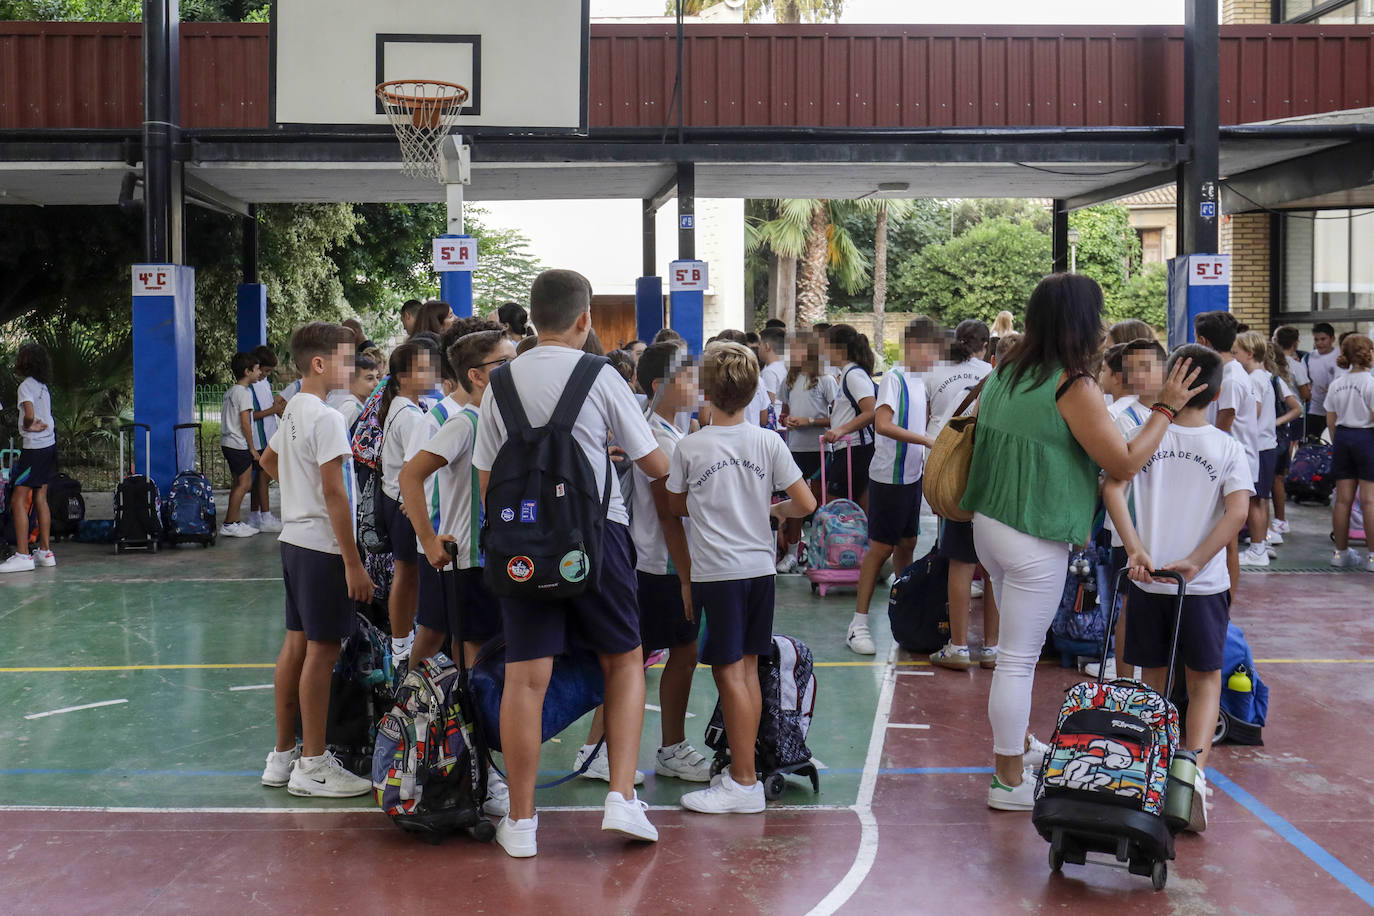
923 379 986 522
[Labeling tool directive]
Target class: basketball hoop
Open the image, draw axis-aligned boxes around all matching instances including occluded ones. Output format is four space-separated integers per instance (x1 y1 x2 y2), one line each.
375 79 470 183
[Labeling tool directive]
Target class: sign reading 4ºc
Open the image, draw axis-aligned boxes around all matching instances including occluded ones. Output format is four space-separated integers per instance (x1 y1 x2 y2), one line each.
433 237 477 272
669 260 708 292
132 266 176 296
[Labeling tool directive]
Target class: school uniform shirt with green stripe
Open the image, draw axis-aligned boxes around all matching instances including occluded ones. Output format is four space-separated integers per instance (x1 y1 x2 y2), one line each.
401 393 466 530
868 366 929 485
629 415 688 576
413 402 484 569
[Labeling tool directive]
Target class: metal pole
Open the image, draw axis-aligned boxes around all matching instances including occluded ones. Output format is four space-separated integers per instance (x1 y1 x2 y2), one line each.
1051 199 1069 273
1181 0 1220 255
642 199 657 278
142 0 179 263
242 204 258 283
1070 245 1077 274
677 161 695 260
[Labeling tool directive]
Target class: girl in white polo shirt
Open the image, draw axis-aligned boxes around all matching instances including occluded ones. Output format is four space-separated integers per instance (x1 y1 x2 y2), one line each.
1325 333 1374 570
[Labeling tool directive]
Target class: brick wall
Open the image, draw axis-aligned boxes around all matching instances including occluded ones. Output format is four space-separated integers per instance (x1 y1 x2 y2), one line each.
1222 0 1272 24
1223 213 1272 334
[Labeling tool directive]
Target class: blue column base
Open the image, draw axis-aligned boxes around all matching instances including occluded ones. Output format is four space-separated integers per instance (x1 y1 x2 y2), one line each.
668 290 704 355
236 283 267 353
439 271 474 319
133 265 196 492
635 276 664 343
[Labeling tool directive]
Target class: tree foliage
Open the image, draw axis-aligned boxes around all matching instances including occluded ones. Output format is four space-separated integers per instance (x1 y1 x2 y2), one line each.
892 217 1051 324
0 0 268 19
1107 261 1168 328
1068 204 1141 300
664 0 843 22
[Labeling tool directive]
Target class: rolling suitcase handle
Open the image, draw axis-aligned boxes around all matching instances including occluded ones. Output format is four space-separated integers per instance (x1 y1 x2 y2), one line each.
172 422 203 475
818 433 855 502
1103 568 1187 697
118 422 153 479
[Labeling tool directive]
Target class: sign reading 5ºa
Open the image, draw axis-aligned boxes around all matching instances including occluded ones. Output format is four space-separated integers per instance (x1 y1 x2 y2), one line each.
433 237 477 272
669 260 708 292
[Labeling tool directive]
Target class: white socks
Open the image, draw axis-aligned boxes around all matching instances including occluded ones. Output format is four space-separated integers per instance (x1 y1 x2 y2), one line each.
391 631 414 660
850 613 868 630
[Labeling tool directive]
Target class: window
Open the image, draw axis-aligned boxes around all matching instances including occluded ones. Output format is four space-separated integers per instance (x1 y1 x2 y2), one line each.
1280 209 1374 315
1137 228 1164 265
1286 0 1371 22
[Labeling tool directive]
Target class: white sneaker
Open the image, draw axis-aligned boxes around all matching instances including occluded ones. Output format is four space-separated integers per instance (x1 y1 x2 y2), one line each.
261 747 299 787
286 751 373 798
680 771 766 814
1084 656 1117 680
602 791 659 840
987 768 1037 811
930 642 973 671
0 553 35 573
483 770 510 817
1331 547 1362 568
496 815 538 858
970 579 985 599
1187 770 1211 833
31 549 56 568
221 522 259 538
847 621 876 655
1267 525 1284 545
255 512 284 533
574 744 644 785
1023 735 1050 774
977 645 998 670
655 741 712 782
1266 542 1278 559
1238 543 1270 567
775 554 799 574
1273 518 1291 535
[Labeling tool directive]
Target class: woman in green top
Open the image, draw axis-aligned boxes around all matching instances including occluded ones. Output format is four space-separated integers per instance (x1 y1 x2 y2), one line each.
962 274 1203 812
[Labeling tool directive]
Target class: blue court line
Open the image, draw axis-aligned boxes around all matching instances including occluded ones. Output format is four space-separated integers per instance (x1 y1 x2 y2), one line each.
1209 769 1374 908
0 765 1001 779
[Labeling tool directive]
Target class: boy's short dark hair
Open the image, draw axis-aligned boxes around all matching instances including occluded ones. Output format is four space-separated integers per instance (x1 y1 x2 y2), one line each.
438 317 502 382
1273 325 1300 349
15 342 52 385
1168 343 1223 410
653 327 685 346
764 318 787 329
354 354 380 374
759 326 787 353
1193 311 1238 353
529 269 592 333
636 341 684 397
714 328 748 345
1105 338 1165 375
448 329 507 394
231 351 257 381
289 322 355 374
1313 322 1336 338
401 298 423 318
903 316 944 344
251 345 277 369
701 341 759 414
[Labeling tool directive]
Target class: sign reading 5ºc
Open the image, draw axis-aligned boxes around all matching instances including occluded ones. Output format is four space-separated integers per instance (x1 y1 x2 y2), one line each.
433 237 477 272
669 260 708 292
1190 255 1230 287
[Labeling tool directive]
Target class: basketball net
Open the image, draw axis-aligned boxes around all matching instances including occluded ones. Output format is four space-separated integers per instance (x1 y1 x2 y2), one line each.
375 80 469 183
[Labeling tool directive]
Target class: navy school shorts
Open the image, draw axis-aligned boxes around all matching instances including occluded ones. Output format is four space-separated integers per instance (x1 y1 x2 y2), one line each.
936 517 979 565
1332 426 1374 482
866 479 922 545
416 562 503 645
1254 448 1277 499
10 445 57 490
1123 584 1229 672
637 570 701 653
693 575 775 667
498 522 642 663
378 490 418 563
221 446 253 480
281 541 358 642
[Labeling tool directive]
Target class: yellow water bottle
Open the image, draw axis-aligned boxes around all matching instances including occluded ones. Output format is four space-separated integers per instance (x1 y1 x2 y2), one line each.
1227 665 1253 693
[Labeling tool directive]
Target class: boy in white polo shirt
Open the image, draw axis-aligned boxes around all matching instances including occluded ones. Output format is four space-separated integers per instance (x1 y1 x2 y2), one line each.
257 322 375 799
668 342 816 815
1194 311 1259 586
472 269 671 858
1104 343 1251 833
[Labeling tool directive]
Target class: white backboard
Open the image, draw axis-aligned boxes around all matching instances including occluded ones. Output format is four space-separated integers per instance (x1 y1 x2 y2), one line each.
271 0 589 133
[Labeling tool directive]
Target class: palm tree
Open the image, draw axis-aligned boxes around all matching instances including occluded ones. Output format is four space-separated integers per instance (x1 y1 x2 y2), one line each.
746 199 808 328
749 198 871 329
664 0 844 23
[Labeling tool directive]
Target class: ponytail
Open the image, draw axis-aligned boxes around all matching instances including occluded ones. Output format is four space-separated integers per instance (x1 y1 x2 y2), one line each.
949 319 991 363
826 323 874 376
379 338 437 425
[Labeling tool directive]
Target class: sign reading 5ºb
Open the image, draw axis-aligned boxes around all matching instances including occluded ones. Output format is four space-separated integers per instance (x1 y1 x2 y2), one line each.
433 237 477 272
669 260 708 292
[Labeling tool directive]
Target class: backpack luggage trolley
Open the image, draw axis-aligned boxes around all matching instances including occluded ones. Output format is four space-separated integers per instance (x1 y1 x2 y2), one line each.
705 634 822 800
805 435 868 597
1032 569 1193 891
114 423 163 554
163 423 216 547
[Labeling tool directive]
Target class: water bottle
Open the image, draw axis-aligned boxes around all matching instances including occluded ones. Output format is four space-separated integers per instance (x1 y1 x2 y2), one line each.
1227 665 1253 693
1165 749 1198 831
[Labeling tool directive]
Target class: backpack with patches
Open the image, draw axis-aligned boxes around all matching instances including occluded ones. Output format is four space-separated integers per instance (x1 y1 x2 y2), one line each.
372 653 490 841
482 354 611 600
349 376 390 470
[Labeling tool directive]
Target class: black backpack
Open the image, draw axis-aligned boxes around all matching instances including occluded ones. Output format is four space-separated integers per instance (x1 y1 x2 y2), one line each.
887 545 952 654
46 473 85 540
482 353 611 600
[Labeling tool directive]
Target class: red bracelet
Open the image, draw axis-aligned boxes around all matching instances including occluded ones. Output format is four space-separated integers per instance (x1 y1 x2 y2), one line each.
1150 402 1176 422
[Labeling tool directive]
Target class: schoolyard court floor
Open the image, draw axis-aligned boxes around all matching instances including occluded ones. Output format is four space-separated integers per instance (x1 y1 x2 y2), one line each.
0 501 1372 913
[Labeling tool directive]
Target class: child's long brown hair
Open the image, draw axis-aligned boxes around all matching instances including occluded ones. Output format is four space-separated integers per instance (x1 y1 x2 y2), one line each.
784 331 823 393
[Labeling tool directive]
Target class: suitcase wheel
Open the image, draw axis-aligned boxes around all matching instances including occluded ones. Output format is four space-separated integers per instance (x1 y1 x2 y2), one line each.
1049 844 1064 873
470 820 496 843
764 773 787 801
1151 860 1167 891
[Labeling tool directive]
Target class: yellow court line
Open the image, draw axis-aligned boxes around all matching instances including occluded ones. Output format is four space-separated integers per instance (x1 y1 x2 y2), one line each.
0 664 276 673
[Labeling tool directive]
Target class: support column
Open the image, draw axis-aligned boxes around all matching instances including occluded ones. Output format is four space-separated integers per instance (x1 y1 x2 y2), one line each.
439 183 474 317
642 198 657 279
637 199 664 342
1180 0 1220 256
1051 199 1069 274
669 162 703 352
142 0 181 263
236 205 266 352
133 265 196 490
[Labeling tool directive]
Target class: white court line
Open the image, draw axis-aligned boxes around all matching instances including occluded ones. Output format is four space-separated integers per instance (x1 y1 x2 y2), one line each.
644 704 696 718
0 803 854 815
228 684 274 692
806 644 898 916
24 699 128 720
886 723 930 730
895 670 934 677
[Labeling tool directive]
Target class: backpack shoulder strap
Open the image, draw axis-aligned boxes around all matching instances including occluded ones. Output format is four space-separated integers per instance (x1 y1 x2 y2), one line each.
840 366 873 445
550 354 609 433
489 363 533 441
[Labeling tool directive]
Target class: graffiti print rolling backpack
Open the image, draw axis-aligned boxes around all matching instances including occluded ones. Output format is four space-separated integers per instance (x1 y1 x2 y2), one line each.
1033 569 1191 891
163 423 216 547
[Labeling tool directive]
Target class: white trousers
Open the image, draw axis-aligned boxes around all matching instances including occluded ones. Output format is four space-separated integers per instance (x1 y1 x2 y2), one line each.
972 512 1071 757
